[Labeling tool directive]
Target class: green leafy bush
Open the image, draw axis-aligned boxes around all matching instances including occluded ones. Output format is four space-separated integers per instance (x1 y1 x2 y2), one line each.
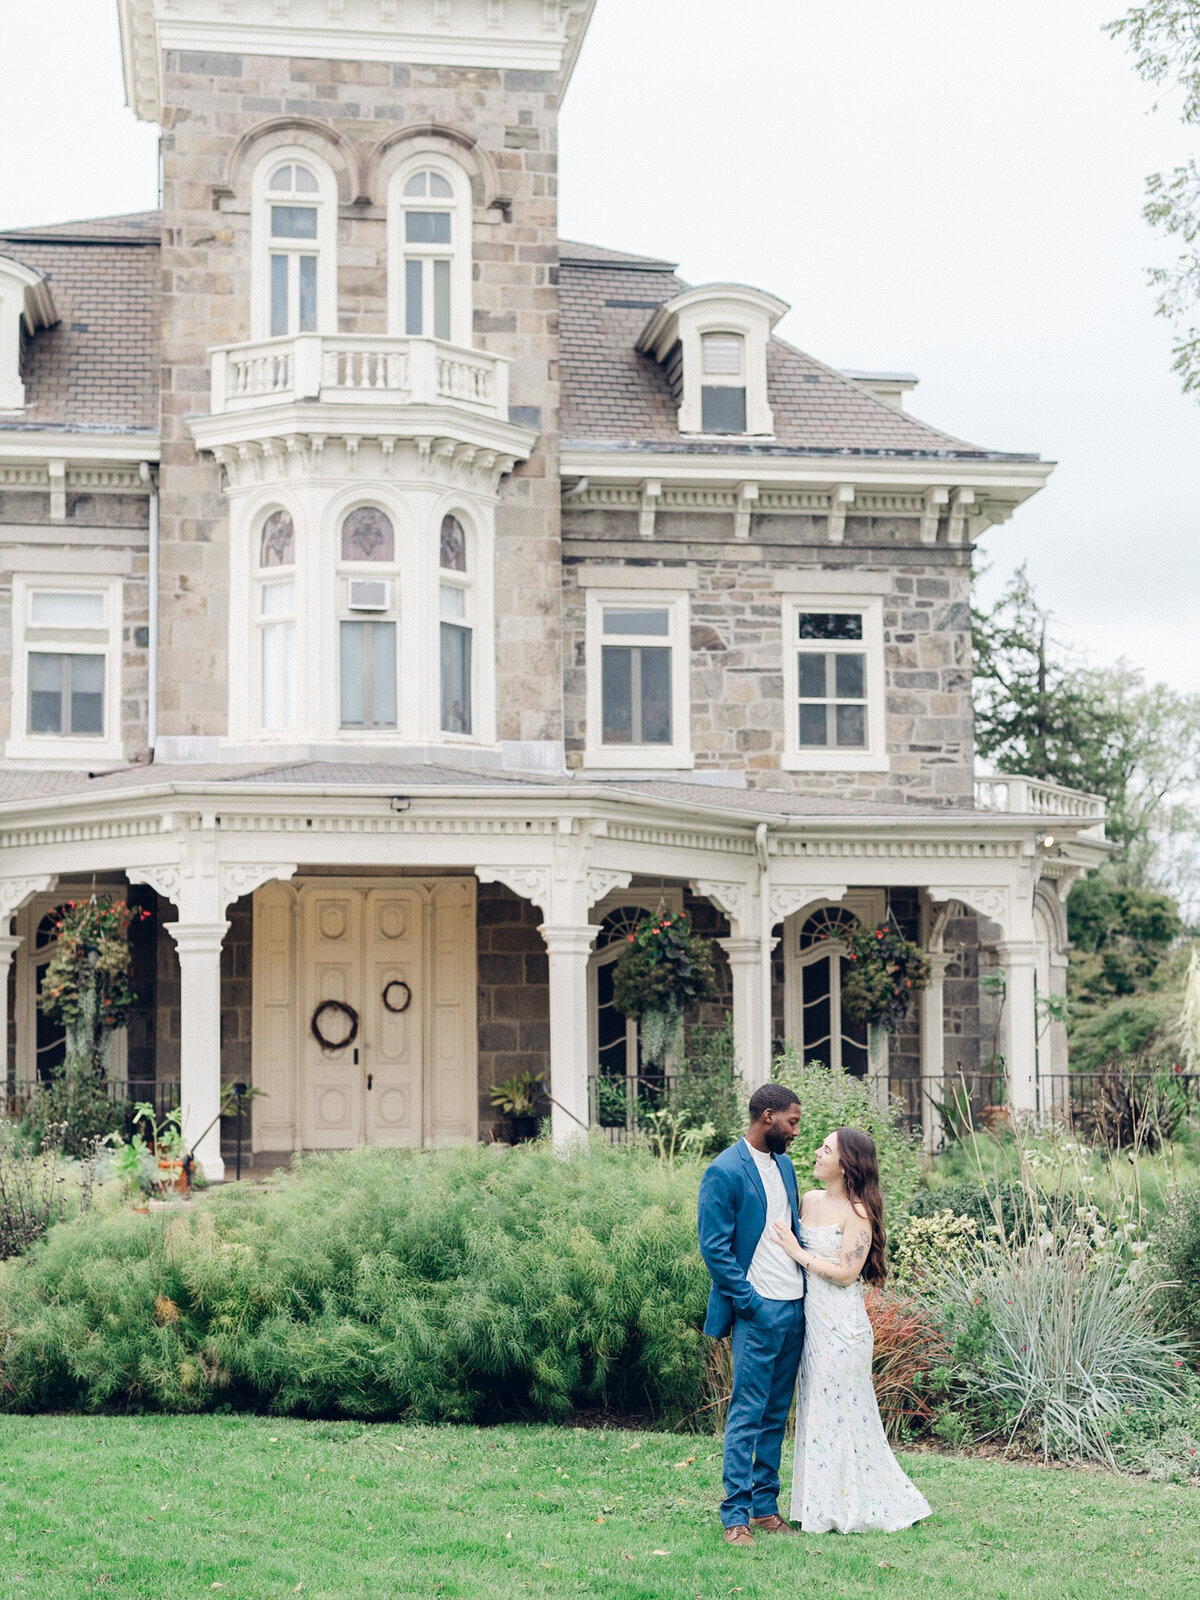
1109 1369 1200 1483
772 1052 921 1214
904 1180 1032 1246
1068 995 1171 1072
0 1141 711 1424
1149 1179 1200 1352
0 1122 100 1259
612 911 718 1064
666 1021 744 1158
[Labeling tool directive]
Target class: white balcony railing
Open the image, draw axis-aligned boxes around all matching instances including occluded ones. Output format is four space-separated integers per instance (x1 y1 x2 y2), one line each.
208 334 511 421
975 774 1107 830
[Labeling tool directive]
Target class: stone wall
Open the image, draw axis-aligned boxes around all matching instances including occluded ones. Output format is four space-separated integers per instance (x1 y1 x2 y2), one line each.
0 492 151 755
561 536 975 806
475 881 550 1136
157 48 563 743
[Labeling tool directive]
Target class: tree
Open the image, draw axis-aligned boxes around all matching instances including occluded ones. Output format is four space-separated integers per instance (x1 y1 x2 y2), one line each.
974 566 1200 897
1108 3 1200 394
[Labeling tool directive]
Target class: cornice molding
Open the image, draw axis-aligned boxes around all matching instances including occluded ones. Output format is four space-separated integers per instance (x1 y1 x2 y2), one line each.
120 0 596 124
0 433 160 472
189 409 534 494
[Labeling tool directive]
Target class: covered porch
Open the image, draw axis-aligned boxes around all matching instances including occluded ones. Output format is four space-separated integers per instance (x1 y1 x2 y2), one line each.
0 765 1107 1176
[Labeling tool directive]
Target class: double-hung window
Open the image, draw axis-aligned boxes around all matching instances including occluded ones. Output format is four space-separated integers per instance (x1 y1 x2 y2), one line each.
700 332 747 434
7 576 123 761
584 590 692 769
267 164 320 336
782 596 887 772
439 514 472 736
389 161 471 346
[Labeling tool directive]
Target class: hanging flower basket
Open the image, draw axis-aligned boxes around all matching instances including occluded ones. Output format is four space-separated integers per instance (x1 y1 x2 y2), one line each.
840 923 933 1034
39 898 149 1084
612 910 718 1064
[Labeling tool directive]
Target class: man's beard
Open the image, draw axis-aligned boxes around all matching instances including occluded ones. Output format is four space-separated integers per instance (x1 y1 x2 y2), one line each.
763 1125 793 1155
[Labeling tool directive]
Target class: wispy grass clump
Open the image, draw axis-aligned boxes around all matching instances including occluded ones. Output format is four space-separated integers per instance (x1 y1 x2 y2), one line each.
0 1141 710 1424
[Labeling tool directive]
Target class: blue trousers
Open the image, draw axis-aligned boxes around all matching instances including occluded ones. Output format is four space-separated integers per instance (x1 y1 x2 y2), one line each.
721 1296 806 1527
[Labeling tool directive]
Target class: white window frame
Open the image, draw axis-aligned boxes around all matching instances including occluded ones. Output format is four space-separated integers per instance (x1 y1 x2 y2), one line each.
257 576 298 734
6 574 124 762
438 514 476 742
251 148 339 341
387 154 474 348
336 504 402 737
781 595 887 773
583 588 692 770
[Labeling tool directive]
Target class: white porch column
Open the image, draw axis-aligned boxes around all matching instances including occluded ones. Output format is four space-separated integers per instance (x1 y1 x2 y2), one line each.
169 921 230 1182
0 932 21 1088
919 953 951 1152
997 940 1038 1120
540 923 601 1148
718 936 771 1088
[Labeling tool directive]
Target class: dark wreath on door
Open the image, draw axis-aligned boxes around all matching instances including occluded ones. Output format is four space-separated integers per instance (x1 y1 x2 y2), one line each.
796 907 870 1078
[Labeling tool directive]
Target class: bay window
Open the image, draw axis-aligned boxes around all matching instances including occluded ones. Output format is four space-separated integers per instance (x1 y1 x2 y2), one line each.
252 151 337 340
439 514 472 736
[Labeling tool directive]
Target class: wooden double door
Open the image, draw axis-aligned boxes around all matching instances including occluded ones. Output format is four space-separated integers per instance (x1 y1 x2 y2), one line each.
254 877 476 1151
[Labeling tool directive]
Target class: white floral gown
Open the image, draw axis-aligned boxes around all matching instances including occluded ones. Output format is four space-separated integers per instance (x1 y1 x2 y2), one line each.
789 1220 931 1533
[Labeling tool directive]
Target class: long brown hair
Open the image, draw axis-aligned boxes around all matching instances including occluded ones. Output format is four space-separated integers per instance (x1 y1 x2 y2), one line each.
835 1127 888 1286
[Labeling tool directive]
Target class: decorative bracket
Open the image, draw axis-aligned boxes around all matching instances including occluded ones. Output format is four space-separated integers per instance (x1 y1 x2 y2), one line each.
586 868 633 908
127 863 184 908
920 485 950 545
929 884 1011 932
768 884 848 926
734 482 759 541
827 484 855 545
691 879 750 931
947 487 975 546
0 874 57 925
220 862 299 913
639 479 662 540
475 865 553 920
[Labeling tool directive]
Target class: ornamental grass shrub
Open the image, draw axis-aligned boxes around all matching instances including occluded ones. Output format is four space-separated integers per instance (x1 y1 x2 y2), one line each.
1148 1178 1200 1353
0 1140 712 1424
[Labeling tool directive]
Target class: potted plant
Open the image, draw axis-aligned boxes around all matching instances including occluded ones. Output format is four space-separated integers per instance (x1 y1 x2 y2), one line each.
490 1072 545 1143
108 1102 191 1200
611 910 718 1065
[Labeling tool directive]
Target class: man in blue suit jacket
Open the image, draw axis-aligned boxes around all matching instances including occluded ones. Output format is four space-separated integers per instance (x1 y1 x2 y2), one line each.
698 1082 806 1546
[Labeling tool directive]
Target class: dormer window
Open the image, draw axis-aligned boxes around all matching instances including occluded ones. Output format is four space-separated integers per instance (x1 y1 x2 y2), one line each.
0 254 57 412
701 333 747 434
638 285 787 439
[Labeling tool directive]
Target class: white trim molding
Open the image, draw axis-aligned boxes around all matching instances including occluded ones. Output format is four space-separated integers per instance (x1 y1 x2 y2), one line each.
781 593 887 774
118 0 597 124
0 256 57 412
583 586 693 771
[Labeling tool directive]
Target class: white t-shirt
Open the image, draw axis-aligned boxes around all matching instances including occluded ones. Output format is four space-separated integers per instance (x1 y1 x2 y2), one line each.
744 1139 804 1302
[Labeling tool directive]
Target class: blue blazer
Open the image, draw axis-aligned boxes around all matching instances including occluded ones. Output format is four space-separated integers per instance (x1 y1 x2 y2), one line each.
697 1138 804 1338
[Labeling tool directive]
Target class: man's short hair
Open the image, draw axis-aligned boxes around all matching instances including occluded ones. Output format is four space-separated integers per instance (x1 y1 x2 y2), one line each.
748 1083 801 1120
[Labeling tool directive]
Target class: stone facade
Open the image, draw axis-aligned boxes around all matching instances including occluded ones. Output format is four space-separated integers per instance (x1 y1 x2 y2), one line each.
562 538 974 803
156 48 562 744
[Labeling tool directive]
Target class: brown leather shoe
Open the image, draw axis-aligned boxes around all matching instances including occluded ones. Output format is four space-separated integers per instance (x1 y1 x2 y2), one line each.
749 1514 795 1534
723 1525 755 1547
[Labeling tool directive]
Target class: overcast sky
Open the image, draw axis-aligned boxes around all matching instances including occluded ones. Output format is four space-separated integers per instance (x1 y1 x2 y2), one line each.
2 0 1197 691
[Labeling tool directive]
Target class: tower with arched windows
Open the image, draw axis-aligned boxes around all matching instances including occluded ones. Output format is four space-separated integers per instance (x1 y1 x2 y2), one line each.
0 1 1108 1177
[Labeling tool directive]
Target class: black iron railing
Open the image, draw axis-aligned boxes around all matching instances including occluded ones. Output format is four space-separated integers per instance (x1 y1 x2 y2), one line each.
5 1078 183 1130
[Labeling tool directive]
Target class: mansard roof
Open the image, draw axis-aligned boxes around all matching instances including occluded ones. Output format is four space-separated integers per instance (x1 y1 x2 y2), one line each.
0 209 1036 463
558 242 1036 463
0 211 160 435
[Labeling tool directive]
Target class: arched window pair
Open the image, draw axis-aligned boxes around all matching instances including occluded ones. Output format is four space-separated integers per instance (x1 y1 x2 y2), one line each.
253 151 472 345
253 507 473 738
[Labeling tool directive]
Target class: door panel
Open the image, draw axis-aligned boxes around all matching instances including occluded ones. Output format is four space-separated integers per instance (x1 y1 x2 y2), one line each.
303 891 363 1148
364 888 423 1147
427 879 476 1146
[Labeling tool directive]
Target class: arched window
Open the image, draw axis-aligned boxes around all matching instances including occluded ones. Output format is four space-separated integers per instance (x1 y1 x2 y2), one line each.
341 507 395 563
796 908 869 1076
439 514 472 735
252 151 338 340
338 507 398 731
389 159 472 346
260 509 295 569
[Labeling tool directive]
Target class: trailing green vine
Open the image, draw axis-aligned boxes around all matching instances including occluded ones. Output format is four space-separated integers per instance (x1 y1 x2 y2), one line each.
840 923 933 1033
611 910 718 1064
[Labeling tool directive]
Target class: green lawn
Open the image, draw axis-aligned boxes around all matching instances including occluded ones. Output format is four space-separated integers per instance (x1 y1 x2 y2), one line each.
0 1418 1196 1599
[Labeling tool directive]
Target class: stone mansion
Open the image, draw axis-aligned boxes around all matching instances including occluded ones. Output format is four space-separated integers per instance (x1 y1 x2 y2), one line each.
0 0 1106 1177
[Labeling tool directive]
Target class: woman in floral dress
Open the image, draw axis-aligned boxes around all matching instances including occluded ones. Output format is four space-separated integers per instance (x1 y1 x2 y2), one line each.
770 1127 931 1534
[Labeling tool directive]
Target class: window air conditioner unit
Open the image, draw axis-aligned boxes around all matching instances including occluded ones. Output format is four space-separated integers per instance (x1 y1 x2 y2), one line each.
348 579 390 611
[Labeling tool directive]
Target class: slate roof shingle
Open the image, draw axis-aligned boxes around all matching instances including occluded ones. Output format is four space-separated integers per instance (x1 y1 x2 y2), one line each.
0 211 161 434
